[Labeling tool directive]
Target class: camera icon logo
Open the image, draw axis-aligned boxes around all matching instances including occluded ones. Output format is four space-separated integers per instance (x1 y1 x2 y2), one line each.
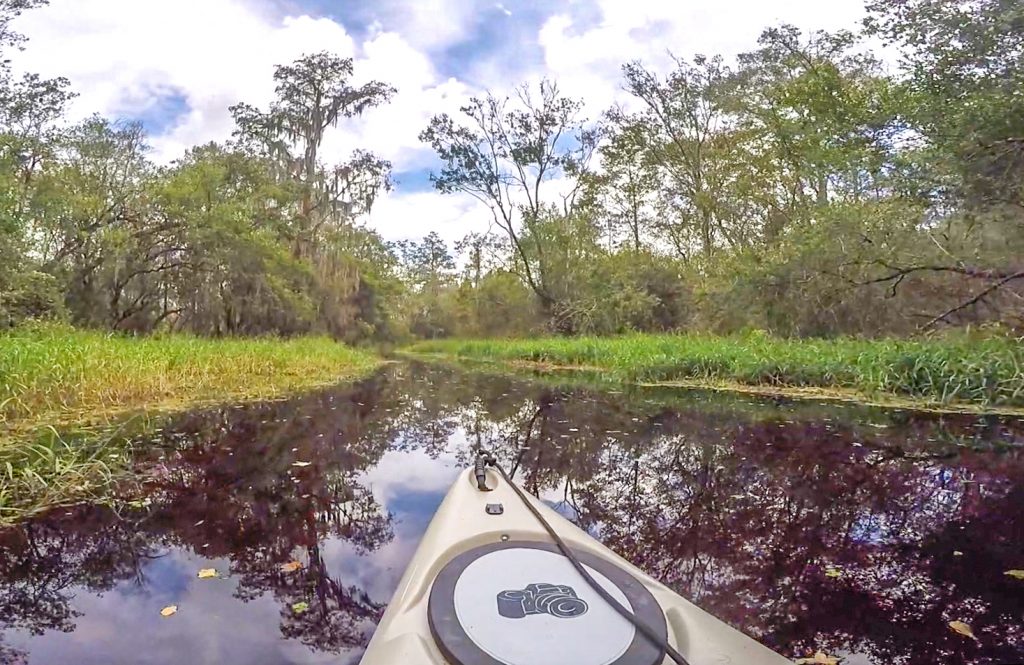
496 583 590 619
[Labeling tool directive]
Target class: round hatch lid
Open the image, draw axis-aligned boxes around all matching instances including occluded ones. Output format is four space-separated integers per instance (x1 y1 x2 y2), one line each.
428 541 667 665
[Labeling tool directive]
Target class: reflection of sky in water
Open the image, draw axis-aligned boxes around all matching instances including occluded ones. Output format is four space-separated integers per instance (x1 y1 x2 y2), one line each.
2 363 1024 665
335 447 463 603
6 550 328 665
848 466 966 545
3 447 466 664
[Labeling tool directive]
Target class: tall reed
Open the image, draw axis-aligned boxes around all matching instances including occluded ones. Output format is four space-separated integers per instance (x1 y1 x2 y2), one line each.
409 332 1024 408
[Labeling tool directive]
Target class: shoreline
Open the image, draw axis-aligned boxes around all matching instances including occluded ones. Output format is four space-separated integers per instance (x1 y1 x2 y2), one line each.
1 326 385 525
402 344 1024 416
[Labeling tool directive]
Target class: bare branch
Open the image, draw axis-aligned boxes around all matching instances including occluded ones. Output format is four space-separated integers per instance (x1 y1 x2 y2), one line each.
923 270 1024 329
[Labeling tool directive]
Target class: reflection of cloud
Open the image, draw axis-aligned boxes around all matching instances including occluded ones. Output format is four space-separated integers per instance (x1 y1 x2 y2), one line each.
361 447 463 507
327 448 465 601
5 551 330 665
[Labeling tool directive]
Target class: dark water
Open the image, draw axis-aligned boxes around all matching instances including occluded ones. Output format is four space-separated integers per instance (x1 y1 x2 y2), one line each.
2 363 1024 665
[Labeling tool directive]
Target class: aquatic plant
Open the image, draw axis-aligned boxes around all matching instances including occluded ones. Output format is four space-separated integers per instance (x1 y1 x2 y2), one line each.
408 333 1024 408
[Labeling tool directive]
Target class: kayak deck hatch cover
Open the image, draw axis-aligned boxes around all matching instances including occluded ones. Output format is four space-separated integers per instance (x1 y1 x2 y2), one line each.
360 462 791 665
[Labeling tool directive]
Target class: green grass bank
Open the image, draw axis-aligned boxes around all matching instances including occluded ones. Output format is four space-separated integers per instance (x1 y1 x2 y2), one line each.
408 333 1024 410
0 324 381 524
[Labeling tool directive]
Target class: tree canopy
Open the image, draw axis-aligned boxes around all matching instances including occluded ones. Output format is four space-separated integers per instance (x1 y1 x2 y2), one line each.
1 0 1021 340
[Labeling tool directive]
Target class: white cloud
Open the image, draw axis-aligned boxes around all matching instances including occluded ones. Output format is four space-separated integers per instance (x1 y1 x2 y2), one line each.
10 0 479 166
367 188 489 244
14 0 362 161
361 446 463 505
323 28 472 174
539 0 868 115
368 0 479 52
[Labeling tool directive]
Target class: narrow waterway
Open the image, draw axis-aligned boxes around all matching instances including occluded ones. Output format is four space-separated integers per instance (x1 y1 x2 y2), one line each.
1 362 1023 664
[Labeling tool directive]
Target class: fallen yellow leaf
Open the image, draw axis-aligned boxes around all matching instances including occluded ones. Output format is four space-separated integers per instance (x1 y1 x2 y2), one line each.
291 601 309 614
197 568 217 579
280 561 303 573
160 605 178 617
1004 570 1024 580
824 567 843 578
292 461 311 467
948 620 977 640
794 651 840 664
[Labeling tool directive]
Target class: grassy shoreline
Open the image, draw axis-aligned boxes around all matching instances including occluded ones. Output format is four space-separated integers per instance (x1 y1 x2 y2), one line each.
1 324 381 525
408 333 1024 411
2 324 381 432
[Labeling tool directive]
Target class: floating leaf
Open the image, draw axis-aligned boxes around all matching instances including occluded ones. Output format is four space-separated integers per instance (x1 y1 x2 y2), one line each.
160 605 178 617
291 461 311 467
291 601 309 614
1004 570 1024 580
948 620 977 640
197 568 217 579
794 651 840 664
280 561 303 573
824 567 843 578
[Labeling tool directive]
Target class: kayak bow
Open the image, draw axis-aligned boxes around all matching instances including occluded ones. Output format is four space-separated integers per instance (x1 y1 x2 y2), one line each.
361 464 791 665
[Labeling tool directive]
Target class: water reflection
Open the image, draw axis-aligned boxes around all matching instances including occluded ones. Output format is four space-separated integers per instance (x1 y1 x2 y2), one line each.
1 363 1023 664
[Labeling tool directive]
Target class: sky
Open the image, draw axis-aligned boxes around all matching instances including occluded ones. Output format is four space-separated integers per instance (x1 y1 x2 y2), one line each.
11 0 868 245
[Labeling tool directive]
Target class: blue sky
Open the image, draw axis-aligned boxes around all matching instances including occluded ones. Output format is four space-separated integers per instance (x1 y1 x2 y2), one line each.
12 0 868 243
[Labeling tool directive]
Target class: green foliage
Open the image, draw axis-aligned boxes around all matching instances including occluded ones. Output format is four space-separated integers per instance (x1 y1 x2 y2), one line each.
0 270 63 327
0 43 403 340
0 323 380 523
410 331 1024 407
0 324 380 524
0 422 138 525
412 10 1021 337
0 323 380 431
453 270 541 338
420 80 601 312
2 0 1023 347
865 0 1024 208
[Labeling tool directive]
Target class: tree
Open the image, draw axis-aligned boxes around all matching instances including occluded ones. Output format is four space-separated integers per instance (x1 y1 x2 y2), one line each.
396 231 455 290
155 143 315 335
30 117 158 329
0 74 75 325
587 115 658 251
229 53 399 341
454 231 505 290
0 0 74 326
729 27 899 212
420 79 601 319
860 0 1024 328
394 232 456 338
620 55 743 259
230 52 395 256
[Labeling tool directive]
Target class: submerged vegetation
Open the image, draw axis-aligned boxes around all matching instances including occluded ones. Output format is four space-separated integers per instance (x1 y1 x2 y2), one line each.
410 333 1024 409
0 421 143 525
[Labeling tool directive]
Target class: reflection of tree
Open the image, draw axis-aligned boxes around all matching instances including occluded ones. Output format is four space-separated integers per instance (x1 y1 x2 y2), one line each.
390 364 1024 665
0 509 160 635
2 363 1023 664
0 376 401 654
278 538 383 652
0 636 28 665
538 418 1024 664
